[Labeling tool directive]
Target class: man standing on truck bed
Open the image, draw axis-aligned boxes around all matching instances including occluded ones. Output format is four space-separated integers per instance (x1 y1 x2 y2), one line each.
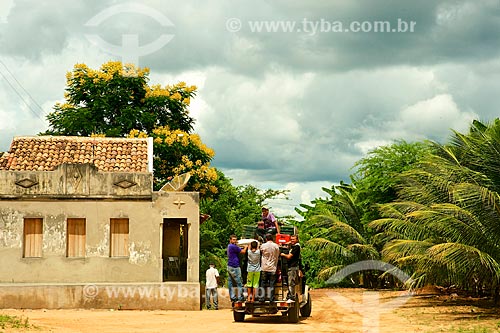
280 234 301 301
227 235 247 304
262 206 280 234
259 233 280 302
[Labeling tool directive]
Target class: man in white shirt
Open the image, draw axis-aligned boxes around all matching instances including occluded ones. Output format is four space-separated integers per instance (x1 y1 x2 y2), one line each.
205 263 220 310
259 233 280 302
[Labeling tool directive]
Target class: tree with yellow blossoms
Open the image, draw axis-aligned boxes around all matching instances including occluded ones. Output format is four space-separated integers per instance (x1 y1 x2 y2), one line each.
128 127 218 194
44 61 197 136
44 61 218 195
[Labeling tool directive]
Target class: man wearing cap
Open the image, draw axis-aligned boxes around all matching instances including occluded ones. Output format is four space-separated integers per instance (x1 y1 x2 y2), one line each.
205 262 220 310
261 206 280 234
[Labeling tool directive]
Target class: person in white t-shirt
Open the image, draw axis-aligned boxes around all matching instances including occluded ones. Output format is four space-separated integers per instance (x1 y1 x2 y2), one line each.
205 263 220 310
259 233 280 302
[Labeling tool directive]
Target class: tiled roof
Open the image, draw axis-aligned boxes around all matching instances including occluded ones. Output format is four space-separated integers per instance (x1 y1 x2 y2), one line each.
0 136 150 172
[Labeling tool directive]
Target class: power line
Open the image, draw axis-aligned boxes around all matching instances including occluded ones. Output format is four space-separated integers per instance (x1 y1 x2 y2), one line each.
0 59 46 123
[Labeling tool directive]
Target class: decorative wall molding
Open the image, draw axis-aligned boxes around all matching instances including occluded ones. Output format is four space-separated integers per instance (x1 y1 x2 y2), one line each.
114 179 138 189
15 178 38 189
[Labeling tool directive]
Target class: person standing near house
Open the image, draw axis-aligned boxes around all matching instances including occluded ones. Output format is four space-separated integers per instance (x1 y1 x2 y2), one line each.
262 206 280 234
246 240 261 302
205 262 219 310
227 234 247 304
280 234 301 301
259 233 280 302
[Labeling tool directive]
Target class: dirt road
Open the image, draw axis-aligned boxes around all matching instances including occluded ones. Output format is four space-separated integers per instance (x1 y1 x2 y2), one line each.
2 288 499 333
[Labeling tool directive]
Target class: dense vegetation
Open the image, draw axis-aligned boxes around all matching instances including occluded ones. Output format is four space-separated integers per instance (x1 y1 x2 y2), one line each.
300 120 500 299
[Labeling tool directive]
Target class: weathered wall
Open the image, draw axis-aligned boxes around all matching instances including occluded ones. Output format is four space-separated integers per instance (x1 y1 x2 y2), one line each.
0 163 152 198
0 191 200 284
0 200 158 283
0 282 201 310
153 192 200 283
0 163 200 309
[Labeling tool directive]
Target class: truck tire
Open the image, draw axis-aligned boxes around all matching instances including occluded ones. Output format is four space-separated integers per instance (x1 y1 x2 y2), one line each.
288 297 300 323
300 293 312 317
233 311 245 322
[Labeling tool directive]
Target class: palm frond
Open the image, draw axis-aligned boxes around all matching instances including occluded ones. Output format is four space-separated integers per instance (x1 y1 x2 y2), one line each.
369 218 431 241
426 243 500 282
381 239 434 263
346 243 380 260
306 238 353 259
317 265 345 282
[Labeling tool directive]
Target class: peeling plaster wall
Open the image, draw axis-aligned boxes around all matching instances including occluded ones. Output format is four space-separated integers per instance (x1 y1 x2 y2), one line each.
0 164 152 198
0 200 161 283
0 209 23 248
0 191 200 285
0 164 199 294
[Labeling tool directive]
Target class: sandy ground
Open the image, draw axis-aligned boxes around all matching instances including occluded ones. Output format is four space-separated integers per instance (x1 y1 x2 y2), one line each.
2 288 500 333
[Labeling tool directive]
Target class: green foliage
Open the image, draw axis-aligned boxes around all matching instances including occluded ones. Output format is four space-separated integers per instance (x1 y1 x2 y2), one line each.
0 314 33 330
44 62 196 136
352 140 432 223
199 171 287 282
128 127 218 194
371 119 500 294
298 141 432 287
43 61 218 195
295 118 500 296
298 183 380 286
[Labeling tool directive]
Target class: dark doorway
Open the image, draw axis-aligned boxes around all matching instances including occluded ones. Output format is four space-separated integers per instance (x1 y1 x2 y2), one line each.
162 218 188 281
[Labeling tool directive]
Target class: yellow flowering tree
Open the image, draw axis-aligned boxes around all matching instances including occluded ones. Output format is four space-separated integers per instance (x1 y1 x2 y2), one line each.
44 61 197 136
43 61 218 195
129 127 218 195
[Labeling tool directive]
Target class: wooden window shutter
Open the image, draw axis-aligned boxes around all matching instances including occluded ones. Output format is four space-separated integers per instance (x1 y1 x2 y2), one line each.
67 218 86 257
24 218 43 257
110 218 129 257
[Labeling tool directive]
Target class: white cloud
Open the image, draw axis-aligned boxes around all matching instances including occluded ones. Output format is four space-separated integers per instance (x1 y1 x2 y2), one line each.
394 94 477 141
355 140 393 155
0 0 15 23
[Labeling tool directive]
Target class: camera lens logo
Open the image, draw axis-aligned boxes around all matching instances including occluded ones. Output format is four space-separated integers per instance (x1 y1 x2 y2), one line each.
326 260 414 333
84 3 174 66
82 284 99 299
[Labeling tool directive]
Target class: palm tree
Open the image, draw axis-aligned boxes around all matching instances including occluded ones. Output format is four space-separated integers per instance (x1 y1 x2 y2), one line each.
370 120 500 297
304 183 379 286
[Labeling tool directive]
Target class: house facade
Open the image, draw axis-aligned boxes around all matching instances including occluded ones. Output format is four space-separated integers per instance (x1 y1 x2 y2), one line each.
0 136 200 310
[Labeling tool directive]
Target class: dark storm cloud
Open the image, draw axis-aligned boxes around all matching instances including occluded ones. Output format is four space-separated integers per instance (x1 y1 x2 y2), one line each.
0 0 498 214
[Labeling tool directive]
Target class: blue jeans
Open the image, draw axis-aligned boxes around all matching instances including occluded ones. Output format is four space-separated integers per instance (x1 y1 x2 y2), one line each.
260 271 277 302
205 288 218 309
227 266 244 302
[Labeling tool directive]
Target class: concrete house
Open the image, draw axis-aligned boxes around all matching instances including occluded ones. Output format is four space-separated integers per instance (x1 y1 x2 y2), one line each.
0 136 200 310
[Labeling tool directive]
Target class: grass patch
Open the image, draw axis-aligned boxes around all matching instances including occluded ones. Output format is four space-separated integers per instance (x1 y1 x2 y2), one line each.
427 327 498 333
0 314 36 330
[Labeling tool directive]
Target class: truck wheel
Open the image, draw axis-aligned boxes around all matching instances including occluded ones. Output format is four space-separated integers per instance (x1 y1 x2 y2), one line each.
288 296 300 323
233 311 245 322
300 293 312 317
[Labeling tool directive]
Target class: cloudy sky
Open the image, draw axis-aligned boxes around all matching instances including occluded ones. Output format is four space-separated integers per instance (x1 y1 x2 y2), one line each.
1 0 499 218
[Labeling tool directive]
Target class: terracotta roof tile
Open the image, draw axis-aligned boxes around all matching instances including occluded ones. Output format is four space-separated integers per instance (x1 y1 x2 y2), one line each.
0 136 150 173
